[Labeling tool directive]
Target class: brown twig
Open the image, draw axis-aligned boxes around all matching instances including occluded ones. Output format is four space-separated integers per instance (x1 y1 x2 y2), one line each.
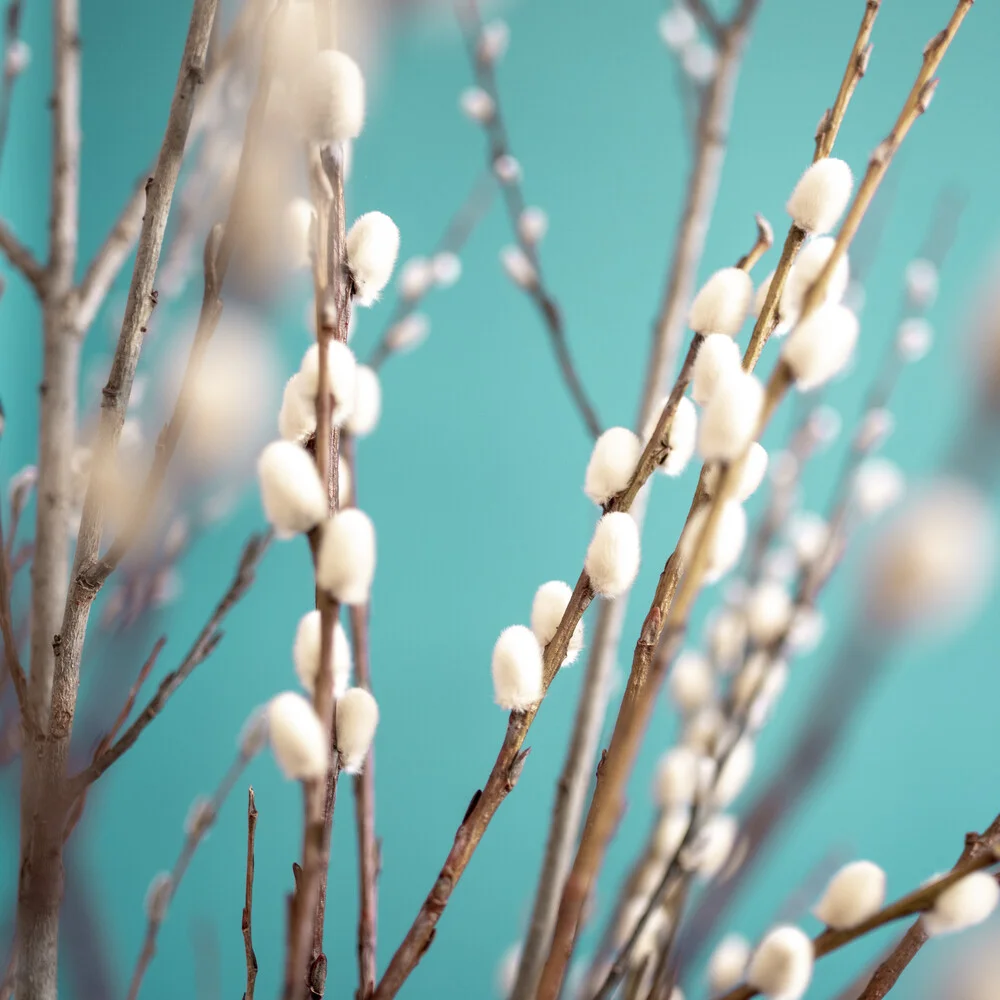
714 829 1000 1000
457 0 602 440
124 745 260 1000
0 489 29 730
0 218 44 294
68 531 271 792
243 788 258 1000
367 169 495 372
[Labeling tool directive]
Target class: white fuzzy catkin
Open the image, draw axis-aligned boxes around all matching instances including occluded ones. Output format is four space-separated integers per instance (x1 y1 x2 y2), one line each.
788 511 830 567
905 258 939 308
708 934 751 994
398 256 433 299
682 706 726 754
688 267 754 336
687 813 738 878
316 509 376 605
336 687 379 774
814 861 887 929
669 650 715 714
478 19 510 63
145 872 173 922
530 580 584 665
278 373 317 442
493 153 522 185
680 501 747 585
865 480 996 631
297 50 365 141
746 581 793 646
658 5 697 50
257 442 326 539
268 692 329 780
501 245 537 289
704 442 768 501
747 925 814 1000
786 157 853 235
586 512 641 598
654 747 700 808
781 236 851 322
344 365 381 437
495 942 521 1000
347 212 400 306
682 39 718 83
584 427 642 504
854 408 895 452
652 807 691 859
293 611 352 698
283 197 315 269
492 625 543 710
924 873 1000 936
782 303 860 391
518 206 549 245
713 737 755 807
432 251 461 288
4 39 30 77
853 458 904 518
300 341 358 427
386 313 430 354
896 316 933 363
692 333 742 406
644 396 698 477
698 371 764 462
459 86 494 123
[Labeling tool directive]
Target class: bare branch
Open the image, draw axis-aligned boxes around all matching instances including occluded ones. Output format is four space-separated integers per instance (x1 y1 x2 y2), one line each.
243 788 258 1000
0 219 45 294
685 0 724 43
0 481 30 731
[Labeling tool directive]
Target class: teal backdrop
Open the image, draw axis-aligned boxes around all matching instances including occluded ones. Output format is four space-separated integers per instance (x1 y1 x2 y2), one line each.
3 1 1000 998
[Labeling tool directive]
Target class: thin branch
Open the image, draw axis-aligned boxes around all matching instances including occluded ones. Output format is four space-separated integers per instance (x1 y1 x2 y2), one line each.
457 0 602 440
68 531 271 792
714 832 1000 1000
125 745 260 1000
0 485 30 731
0 218 44 294
243 788 258 1000
684 0 724 43
0 0 25 178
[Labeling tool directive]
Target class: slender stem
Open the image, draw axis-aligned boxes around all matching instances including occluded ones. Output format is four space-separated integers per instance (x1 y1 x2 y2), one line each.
124 747 258 1000
243 789 258 1000
0 219 44 293
0 0 24 178
0 488 29 729
458 0 602 439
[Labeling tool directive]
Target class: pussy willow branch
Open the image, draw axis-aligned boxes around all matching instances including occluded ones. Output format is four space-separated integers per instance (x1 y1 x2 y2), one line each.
0 219 44 293
125 744 259 1000
372 220 766 1000
713 835 1000 1000
0 492 29 730
343 435 379 1000
537 5 969 979
67 531 270 792
512 208 773 1000
367 168 495 372
0 0 24 177
243 788 258 1000
457 0 602 440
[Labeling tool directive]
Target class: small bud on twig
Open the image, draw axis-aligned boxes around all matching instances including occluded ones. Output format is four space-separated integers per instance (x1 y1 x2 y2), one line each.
786 157 854 235
257 441 327 538
492 625 544 710
268 692 329 780
585 512 641 598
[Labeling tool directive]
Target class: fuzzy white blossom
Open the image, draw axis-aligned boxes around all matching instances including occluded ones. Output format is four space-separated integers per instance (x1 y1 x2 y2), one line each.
746 581 793 646
459 86 494 123
924 872 1000 936
692 333 741 406
704 442 768 501
296 50 365 141
654 747 701 808
257 441 326 538
865 480 996 631
344 365 381 437
781 236 850 323
300 340 358 427
493 153 522 185
347 212 400 306
783 303 860 391
658 5 697 50
644 396 698 477
4 39 30 77
518 206 549 245
432 252 461 288
317 508 376 605
652 807 691 859
688 268 754 336
698 371 764 461
682 39 718 83
707 607 748 672
268 692 329 780
531 581 584 665
747 925 814 1000
293 611 352 698
669 651 715 715
787 607 825 655
501 245 537 289
386 313 430 354
478 19 510 63
586 512 641 598
905 258 939 309
788 512 830 567
897 316 933 362
492 625 543 710
713 737 755 807
283 197 315 269
786 158 853 235
853 458 904 519
708 934 751 994
398 256 434 300
686 813 738 878
145 872 173 922
494 942 521 999
682 705 726 754
854 408 895 452
680 501 747 584
337 687 379 774
814 860 887 929
584 427 642 505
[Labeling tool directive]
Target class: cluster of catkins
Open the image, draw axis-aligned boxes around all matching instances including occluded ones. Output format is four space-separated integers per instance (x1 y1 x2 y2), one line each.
254 37 398 784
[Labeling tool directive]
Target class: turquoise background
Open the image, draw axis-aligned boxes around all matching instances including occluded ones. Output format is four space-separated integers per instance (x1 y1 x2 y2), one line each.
3 0 1000 998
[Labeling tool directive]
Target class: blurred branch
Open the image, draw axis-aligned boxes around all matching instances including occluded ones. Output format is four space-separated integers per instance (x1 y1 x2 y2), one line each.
243 788 258 1000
